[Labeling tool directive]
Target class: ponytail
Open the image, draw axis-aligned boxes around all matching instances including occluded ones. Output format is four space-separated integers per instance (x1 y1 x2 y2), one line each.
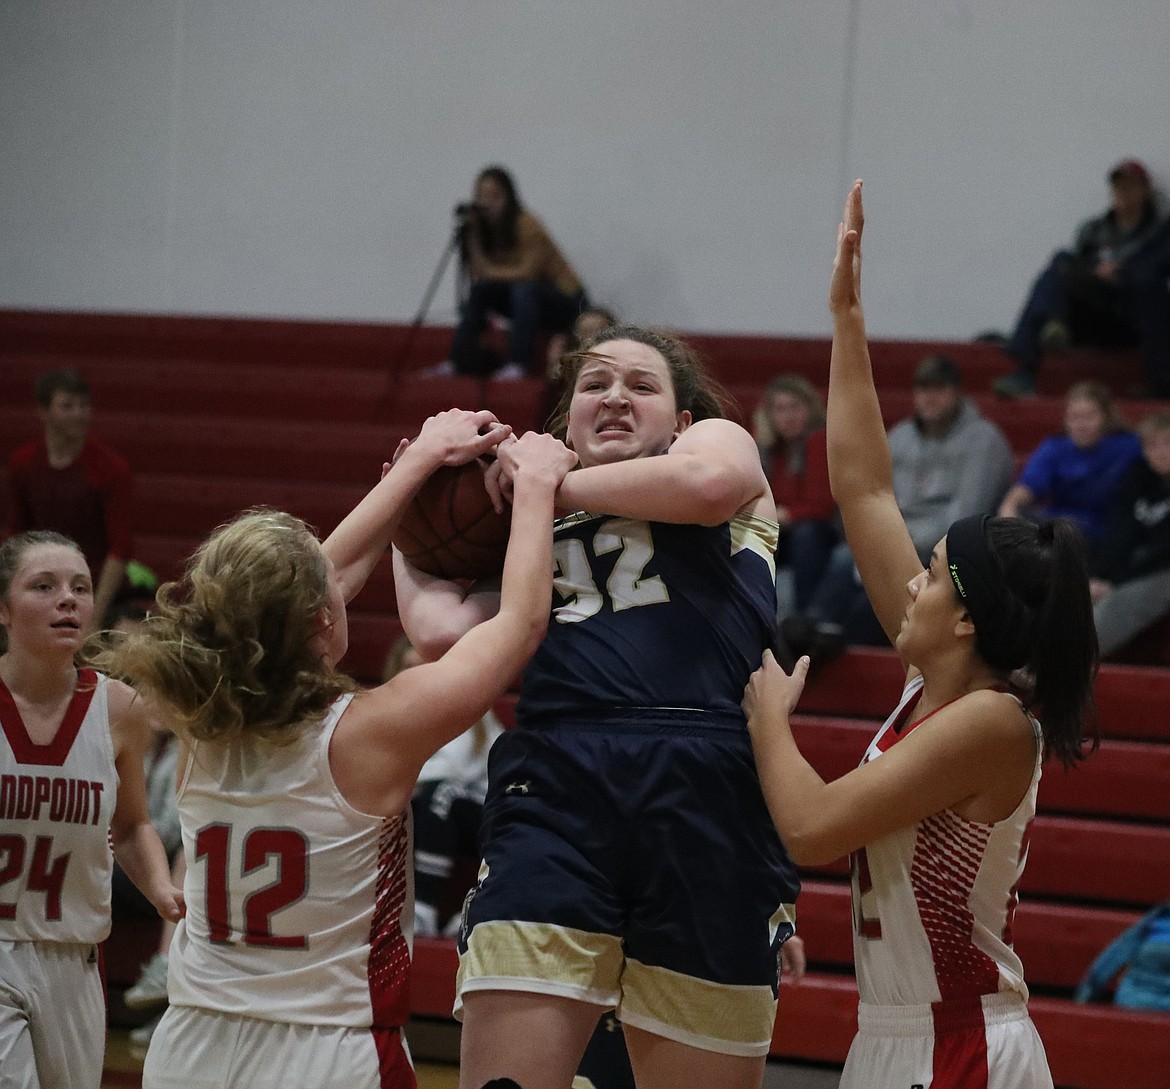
984 517 1099 767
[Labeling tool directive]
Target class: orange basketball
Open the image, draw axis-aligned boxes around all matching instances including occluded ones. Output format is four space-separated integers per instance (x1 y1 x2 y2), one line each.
393 461 512 580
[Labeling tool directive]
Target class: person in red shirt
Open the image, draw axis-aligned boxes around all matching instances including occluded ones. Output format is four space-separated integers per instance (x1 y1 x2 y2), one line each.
753 374 839 616
4 369 133 628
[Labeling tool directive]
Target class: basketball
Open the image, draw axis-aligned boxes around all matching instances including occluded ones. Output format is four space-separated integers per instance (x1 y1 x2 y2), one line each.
393 461 512 580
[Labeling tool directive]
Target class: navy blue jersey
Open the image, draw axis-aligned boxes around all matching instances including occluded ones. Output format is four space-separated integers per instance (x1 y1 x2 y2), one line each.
517 511 778 725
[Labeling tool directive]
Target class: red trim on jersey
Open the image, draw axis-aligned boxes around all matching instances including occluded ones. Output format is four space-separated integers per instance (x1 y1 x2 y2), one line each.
367 815 412 1028
931 997 990 1087
371 1025 417 1088
0 669 97 767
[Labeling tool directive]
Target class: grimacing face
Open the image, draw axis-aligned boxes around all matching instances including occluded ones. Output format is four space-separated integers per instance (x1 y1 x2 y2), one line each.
565 340 691 468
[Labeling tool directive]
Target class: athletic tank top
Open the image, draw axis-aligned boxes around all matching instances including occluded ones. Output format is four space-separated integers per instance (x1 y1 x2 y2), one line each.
168 694 414 1028
0 669 117 944
851 676 1041 1007
517 511 778 725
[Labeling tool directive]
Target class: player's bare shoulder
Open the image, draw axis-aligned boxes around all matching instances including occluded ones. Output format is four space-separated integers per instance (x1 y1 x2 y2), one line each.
104 678 162 754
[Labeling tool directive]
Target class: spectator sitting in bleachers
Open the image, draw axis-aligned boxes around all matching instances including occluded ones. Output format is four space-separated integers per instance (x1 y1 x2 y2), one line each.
1090 410 1170 659
3 368 134 628
434 164 589 381
993 158 1170 399
752 374 838 618
999 381 1142 544
781 355 1013 659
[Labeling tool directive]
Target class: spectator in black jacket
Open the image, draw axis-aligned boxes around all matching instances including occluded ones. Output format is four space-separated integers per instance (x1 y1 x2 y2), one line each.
1091 410 1170 656
994 159 1170 399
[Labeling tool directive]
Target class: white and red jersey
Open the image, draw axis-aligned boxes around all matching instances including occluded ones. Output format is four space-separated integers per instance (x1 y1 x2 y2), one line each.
168 694 414 1029
0 669 117 945
851 676 1040 1008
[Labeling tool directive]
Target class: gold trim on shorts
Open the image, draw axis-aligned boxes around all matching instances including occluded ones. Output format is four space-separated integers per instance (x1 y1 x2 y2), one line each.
456 920 779 1057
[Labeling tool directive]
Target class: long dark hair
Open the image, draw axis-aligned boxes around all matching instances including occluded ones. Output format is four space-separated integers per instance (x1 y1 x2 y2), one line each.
474 165 522 257
979 517 1099 767
545 323 732 440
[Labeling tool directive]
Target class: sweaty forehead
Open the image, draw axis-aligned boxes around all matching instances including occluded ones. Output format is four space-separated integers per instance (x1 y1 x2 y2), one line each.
579 340 669 379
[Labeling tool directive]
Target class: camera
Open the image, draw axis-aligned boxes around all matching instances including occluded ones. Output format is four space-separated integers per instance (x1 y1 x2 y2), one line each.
454 202 480 218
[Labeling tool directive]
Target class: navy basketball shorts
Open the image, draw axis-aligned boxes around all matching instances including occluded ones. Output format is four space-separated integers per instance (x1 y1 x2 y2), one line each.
455 711 801 1057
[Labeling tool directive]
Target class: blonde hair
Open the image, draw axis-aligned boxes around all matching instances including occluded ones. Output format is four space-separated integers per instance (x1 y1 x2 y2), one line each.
752 374 826 452
95 509 355 745
1065 381 1129 435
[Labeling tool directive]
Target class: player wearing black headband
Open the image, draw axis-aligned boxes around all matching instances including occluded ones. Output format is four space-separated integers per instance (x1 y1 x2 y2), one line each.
744 182 1099 1089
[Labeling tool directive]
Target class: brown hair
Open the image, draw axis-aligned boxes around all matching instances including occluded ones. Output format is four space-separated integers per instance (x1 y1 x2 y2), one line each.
35 369 90 408
94 509 355 745
545 323 731 439
752 373 826 452
0 531 87 655
1138 410 1170 440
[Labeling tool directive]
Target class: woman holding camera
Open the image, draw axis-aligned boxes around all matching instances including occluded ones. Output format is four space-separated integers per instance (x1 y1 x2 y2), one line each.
444 165 587 380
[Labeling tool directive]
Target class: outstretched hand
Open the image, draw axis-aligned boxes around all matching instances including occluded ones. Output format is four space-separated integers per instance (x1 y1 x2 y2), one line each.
412 408 511 467
482 432 577 512
742 649 810 734
829 179 864 316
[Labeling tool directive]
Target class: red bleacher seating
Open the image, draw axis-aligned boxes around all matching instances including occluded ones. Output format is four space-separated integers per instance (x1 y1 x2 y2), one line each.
3 309 1168 1089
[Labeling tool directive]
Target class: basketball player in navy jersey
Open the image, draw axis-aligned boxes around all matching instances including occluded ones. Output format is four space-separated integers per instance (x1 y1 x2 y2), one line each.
395 326 804 1089
744 182 1099 1089
0 530 181 1089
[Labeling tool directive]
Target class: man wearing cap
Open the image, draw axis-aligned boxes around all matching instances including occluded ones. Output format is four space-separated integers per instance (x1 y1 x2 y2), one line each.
891 354 1015 556
994 158 1169 398
782 355 1013 656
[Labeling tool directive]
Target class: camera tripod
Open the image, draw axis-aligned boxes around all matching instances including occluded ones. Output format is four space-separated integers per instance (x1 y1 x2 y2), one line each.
390 218 469 378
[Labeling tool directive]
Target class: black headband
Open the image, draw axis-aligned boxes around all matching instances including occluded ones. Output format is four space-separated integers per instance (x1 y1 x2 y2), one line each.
945 514 1033 670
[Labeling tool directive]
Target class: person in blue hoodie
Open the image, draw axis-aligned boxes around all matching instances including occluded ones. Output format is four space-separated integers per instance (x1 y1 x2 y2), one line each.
998 381 1141 542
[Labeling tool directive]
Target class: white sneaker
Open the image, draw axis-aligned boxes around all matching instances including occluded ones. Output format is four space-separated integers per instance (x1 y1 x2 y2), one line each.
128 1011 165 1060
418 359 457 379
413 902 440 938
494 362 528 381
124 952 170 1010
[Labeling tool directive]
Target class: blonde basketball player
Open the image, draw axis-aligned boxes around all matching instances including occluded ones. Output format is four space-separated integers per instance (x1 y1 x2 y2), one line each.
744 183 1099 1089
98 409 576 1089
0 530 181 1089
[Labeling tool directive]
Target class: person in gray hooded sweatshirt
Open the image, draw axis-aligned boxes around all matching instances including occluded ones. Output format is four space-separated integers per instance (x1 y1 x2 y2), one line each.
889 354 1015 560
781 354 1014 655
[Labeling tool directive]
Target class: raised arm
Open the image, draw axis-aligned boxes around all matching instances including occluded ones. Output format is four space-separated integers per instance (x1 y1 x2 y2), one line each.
323 409 509 603
553 417 774 525
826 182 922 643
331 433 578 815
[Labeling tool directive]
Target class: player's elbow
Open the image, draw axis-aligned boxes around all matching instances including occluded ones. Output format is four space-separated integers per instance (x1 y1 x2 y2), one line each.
687 463 752 526
776 822 846 868
410 616 474 662
785 836 843 869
